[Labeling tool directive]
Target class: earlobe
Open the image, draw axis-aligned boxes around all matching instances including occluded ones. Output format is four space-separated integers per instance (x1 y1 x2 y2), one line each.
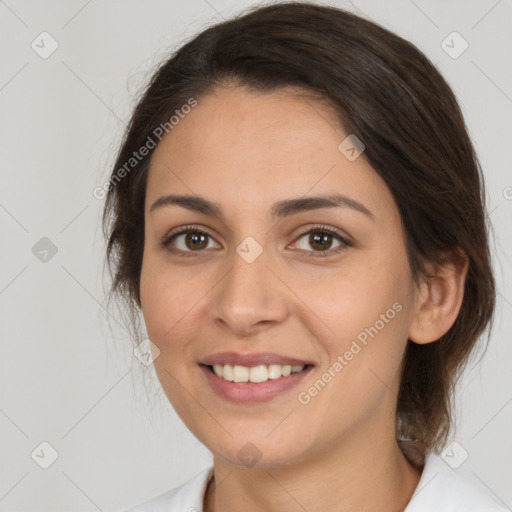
408 249 469 345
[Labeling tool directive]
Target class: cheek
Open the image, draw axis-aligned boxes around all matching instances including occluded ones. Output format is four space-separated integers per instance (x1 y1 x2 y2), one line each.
139 256 192 346
139 258 202 414
295 251 412 396
300 258 410 346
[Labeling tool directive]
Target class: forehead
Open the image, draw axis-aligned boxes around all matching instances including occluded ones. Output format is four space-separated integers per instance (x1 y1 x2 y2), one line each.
145 86 397 223
150 86 344 169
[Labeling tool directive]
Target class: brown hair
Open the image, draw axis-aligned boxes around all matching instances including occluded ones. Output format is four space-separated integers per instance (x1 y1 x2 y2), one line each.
103 1 495 461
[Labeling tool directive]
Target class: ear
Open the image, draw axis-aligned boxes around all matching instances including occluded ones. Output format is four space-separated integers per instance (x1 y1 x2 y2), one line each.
408 248 469 345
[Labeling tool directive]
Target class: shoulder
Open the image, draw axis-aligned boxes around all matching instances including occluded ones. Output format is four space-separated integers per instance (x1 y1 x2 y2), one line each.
125 467 213 512
405 452 510 512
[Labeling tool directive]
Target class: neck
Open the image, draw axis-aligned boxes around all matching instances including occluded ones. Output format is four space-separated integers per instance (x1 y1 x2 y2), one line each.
204 420 422 512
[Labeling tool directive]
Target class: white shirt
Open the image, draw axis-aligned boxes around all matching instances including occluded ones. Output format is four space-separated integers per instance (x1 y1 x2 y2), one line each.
128 452 510 511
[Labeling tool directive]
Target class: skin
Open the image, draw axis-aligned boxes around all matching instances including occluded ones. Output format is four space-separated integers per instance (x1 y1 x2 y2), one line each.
140 85 468 512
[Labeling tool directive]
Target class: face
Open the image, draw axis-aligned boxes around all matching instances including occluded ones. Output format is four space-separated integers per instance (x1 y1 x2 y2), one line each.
140 86 418 469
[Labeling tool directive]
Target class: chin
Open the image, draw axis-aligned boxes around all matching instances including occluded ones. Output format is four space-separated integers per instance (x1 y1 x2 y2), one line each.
204 432 310 470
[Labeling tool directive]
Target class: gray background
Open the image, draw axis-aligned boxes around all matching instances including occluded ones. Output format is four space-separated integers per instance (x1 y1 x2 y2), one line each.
1 0 511 510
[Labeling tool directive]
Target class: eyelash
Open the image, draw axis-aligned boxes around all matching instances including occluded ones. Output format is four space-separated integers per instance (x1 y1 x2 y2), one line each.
160 224 352 258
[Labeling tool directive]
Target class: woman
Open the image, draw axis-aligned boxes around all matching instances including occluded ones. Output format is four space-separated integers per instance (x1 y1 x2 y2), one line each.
103 2 508 511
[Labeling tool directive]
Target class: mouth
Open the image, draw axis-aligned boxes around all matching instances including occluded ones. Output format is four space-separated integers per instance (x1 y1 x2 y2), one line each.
204 363 311 383
198 353 315 403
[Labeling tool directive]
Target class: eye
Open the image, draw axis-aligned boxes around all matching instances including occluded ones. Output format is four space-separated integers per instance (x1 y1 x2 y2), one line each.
290 225 352 257
161 226 221 255
161 224 352 258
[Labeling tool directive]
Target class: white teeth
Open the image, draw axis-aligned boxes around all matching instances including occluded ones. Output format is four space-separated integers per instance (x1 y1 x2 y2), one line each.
233 365 249 382
223 364 234 381
268 364 282 379
211 363 305 383
249 365 268 383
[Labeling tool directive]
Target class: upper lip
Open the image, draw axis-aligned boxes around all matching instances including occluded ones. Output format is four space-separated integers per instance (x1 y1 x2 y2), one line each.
200 352 314 367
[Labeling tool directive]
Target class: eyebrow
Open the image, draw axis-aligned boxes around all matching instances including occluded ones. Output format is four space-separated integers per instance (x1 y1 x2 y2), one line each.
149 193 375 221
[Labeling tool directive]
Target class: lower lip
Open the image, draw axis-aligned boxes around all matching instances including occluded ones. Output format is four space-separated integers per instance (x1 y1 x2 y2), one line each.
200 365 314 403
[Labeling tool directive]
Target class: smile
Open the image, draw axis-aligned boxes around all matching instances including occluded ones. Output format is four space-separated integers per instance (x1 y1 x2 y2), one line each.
211 363 305 383
200 362 314 403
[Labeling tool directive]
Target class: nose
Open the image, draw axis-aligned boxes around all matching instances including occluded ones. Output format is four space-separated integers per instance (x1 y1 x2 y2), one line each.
209 247 289 337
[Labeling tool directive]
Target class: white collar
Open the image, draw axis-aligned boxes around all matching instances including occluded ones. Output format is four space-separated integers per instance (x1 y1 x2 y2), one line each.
131 452 508 511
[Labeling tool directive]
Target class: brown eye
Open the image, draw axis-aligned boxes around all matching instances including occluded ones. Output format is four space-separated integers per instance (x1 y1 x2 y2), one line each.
291 226 351 257
162 228 221 254
184 232 208 250
295 230 342 252
309 232 334 251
